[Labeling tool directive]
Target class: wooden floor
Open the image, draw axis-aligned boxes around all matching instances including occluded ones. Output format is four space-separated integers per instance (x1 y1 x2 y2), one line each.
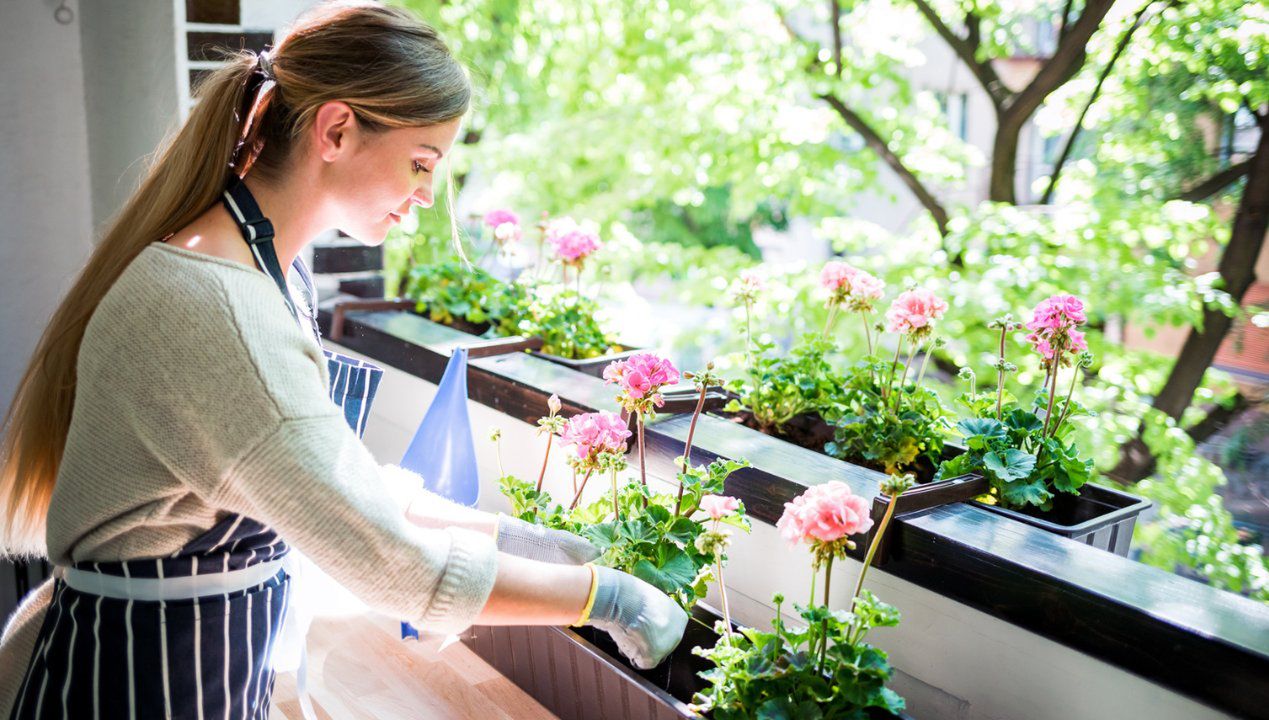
267 567 557 720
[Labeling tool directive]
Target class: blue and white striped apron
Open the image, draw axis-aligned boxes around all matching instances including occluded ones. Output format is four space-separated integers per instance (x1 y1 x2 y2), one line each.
8 179 383 720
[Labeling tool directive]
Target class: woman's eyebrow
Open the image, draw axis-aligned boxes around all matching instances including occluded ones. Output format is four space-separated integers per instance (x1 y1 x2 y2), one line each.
418 143 444 159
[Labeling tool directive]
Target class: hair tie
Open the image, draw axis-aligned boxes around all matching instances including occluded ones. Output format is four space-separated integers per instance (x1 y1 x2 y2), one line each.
257 50 276 82
230 49 279 178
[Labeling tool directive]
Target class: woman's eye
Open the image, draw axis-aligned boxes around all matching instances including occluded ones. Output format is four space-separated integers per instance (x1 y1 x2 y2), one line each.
413 160 432 175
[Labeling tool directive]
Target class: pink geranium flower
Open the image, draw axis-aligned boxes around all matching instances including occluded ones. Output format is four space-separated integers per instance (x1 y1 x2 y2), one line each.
560 411 631 463
545 217 602 265
1025 294 1088 367
820 261 855 292
700 494 741 520
604 353 681 410
777 481 874 546
884 288 948 337
492 221 522 245
483 209 520 228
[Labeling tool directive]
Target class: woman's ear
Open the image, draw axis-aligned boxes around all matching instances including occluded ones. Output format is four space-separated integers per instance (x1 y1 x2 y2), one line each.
312 101 358 163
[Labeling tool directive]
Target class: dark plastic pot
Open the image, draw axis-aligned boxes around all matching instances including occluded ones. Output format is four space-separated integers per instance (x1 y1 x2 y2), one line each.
531 347 641 378
464 603 911 719
971 482 1151 556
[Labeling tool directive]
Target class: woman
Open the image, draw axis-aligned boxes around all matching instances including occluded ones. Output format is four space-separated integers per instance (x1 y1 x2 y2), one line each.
0 3 686 718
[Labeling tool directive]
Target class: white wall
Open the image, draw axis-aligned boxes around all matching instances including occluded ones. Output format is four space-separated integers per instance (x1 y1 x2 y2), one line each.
78 0 180 233
0 0 95 415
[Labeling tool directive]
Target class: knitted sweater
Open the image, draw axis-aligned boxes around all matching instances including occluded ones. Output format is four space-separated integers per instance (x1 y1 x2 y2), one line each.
0 242 499 715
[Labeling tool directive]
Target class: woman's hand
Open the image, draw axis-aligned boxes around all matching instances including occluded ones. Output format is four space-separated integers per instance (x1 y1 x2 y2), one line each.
581 566 689 670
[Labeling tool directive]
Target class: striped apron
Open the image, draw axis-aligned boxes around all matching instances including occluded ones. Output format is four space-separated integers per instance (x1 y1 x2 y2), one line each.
8 179 383 720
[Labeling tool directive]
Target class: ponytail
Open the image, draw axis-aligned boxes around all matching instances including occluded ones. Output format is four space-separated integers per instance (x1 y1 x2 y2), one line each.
1 0 471 557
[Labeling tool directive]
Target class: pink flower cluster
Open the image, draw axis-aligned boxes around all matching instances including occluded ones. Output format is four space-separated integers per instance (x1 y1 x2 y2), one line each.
776 481 874 546
1026 294 1088 365
603 353 681 408
483 209 520 228
820 261 886 311
884 288 948 337
545 217 602 265
560 411 631 463
700 494 741 520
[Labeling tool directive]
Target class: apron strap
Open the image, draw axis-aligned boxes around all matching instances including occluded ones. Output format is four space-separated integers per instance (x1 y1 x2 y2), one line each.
221 178 300 323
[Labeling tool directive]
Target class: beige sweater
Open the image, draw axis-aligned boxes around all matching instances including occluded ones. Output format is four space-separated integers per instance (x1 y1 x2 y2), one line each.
0 243 498 715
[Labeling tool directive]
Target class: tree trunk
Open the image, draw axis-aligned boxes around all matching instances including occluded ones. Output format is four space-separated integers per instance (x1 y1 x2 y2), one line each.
1110 115 1269 483
989 113 1024 203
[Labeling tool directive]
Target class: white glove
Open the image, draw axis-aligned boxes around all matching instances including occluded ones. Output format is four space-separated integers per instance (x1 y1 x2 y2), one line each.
579 566 688 670
496 514 601 565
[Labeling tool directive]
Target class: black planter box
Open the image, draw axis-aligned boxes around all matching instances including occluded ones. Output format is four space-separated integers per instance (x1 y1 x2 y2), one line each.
464 602 911 720
972 482 1151 556
532 347 641 378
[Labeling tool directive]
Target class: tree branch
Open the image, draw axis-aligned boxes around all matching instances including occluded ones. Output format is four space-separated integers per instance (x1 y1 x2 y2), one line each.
1042 0 1160 204
819 92 951 236
908 0 1008 108
1058 0 1075 41
1007 0 1116 123
830 0 844 77
1174 160 1252 202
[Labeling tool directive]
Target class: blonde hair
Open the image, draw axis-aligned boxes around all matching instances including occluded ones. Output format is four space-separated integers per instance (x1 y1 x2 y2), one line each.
0 0 470 558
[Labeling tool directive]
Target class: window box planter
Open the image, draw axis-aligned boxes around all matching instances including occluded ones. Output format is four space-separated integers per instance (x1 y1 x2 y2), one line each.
971 482 1150 556
463 603 911 720
530 345 642 378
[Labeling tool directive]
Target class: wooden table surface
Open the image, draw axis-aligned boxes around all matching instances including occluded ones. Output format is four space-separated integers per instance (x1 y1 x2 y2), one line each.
267 566 557 720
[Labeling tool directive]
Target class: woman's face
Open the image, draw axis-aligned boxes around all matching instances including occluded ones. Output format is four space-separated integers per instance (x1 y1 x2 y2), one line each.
324 113 463 246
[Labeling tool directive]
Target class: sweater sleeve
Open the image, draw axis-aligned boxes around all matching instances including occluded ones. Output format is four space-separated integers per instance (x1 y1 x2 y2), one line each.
130 268 497 633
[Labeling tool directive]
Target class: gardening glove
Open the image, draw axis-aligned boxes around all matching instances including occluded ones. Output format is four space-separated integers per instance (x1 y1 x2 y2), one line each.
496 513 601 565
576 565 689 670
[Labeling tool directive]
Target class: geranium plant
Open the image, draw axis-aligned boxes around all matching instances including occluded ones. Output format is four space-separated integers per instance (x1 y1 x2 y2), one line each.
544 216 603 293
692 475 912 718
604 353 681 502
497 371 752 610
935 295 1096 510
825 274 952 476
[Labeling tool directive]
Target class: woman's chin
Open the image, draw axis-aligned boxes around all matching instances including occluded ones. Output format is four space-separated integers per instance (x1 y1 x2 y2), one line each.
336 224 389 247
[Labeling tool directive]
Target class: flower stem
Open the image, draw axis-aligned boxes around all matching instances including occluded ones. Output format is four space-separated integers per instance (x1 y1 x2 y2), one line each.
744 301 754 372
851 496 898 614
535 436 553 492
915 344 933 390
861 310 875 384
1041 363 1061 438
568 468 595 509
823 303 839 338
676 385 708 517
715 521 734 639
995 326 1008 420
1053 363 1082 439
637 416 649 508
819 554 834 674
894 340 919 413
883 335 905 402
612 469 620 522
494 436 506 478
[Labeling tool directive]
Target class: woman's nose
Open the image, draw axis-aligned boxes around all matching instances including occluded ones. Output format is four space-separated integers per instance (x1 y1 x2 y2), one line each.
410 188 433 210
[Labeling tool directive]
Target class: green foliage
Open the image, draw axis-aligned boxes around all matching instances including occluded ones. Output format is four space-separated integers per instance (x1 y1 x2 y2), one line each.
1134 411 1269 602
937 391 1094 511
403 260 525 333
825 360 949 477
400 261 618 358
726 334 847 431
499 459 751 609
627 185 787 258
692 591 905 719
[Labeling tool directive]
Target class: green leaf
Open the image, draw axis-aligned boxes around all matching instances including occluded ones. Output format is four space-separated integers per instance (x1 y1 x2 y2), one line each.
956 417 1007 440
631 544 697 594
983 449 1036 482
